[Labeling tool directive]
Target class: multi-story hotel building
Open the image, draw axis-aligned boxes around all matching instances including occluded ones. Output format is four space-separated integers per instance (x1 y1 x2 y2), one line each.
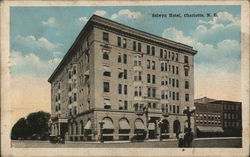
48 15 197 141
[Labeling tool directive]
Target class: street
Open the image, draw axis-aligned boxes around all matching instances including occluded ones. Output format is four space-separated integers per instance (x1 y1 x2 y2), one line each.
12 137 242 148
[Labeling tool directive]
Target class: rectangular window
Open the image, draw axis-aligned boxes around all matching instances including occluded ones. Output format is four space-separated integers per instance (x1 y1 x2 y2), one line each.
124 69 127 79
103 32 109 42
124 101 128 110
152 75 156 84
134 87 138 96
176 79 179 88
176 53 179 62
138 43 141 52
172 65 175 74
118 54 121 63
147 60 150 69
123 54 127 64
172 78 175 87
153 103 156 108
165 63 167 71
139 72 142 81
123 38 127 48
172 52 175 60
124 85 127 95
103 51 109 60
74 93 77 101
184 55 189 64
160 49 163 58
176 67 179 75
103 82 110 92
176 92 179 100
152 88 156 97
173 105 176 113
133 41 136 51
147 74 151 83
152 61 155 70
152 46 155 56
161 91 165 99
147 88 151 97
185 94 189 101
185 69 189 76
139 87 142 96
161 63 164 71
185 81 189 89
177 106 179 113
148 102 152 108
117 37 121 47
147 45 150 55
173 92 175 100
118 84 122 94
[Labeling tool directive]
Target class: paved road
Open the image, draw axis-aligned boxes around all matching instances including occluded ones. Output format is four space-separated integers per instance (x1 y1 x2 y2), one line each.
12 137 242 148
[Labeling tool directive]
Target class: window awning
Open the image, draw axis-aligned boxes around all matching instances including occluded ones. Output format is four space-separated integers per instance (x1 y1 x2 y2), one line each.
135 119 146 130
148 123 155 130
84 70 89 76
103 118 114 129
197 126 224 133
103 66 111 72
84 120 91 130
104 99 111 106
119 119 131 130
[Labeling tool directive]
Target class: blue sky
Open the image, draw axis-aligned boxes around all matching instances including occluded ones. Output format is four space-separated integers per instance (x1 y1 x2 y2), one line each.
9 5 241 122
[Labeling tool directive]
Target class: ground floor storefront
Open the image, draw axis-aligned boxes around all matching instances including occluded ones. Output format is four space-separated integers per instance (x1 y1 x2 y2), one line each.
50 110 195 141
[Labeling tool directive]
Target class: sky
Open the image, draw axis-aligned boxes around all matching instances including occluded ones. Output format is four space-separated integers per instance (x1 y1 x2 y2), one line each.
10 5 241 125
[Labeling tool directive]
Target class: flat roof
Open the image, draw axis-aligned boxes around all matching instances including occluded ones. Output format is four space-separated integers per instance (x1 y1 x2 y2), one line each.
48 15 197 82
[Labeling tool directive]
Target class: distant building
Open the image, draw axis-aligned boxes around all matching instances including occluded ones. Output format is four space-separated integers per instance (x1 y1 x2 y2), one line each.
194 97 242 137
48 15 197 141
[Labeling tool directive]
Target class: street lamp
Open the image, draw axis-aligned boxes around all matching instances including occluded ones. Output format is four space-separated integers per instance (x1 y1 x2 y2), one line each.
99 121 105 143
183 106 195 147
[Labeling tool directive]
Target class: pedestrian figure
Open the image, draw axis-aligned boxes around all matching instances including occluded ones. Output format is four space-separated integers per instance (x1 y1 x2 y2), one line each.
177 132 185 147
184 128 194 147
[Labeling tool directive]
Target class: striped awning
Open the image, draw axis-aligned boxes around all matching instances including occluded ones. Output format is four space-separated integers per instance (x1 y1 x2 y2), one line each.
148 123 155 130
135 119 146 130
84 120 91 130
103 118 114 129
197 126 224 133
119 119 130 130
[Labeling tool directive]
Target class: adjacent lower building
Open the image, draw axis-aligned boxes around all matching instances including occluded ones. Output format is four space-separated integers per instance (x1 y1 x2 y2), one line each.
194 97 242 137
48 15 198 141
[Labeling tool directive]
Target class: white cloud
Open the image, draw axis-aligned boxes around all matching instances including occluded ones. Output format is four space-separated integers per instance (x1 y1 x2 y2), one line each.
41 17 56 26
10 50 61 76
79 17 88 22
94 10 107 16
14 35 62 55
111 9 141 19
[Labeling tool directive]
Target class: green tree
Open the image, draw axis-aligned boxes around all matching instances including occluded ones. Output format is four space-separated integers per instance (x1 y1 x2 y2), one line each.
11 117 30 140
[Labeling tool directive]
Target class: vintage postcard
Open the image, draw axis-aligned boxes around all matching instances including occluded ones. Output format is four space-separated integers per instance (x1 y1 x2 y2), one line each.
1 0 249 156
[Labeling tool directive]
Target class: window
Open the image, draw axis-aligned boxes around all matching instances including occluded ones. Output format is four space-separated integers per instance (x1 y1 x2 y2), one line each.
102 52 109 60
173 92 175 100
152 61 155 70
103 32 109 42
68 96 72 104
173 105 176 113
147 45 150 55
123 38 127 48
124 101 128 110
172 52 175 60
147 60 150 69
123 54 127 64
117 37 121 47
161 91 165 99
68 71 72 79
118 84 122 94
172 65 175 74
124 85 127 95
185 94 189 101
153 103 156 108
139 72 142 81
103 69 111 77
184 55 189 64
138 43 141 52
104 99 111 109
139 87 142 96
73 66 76 74
147 88 151 97
177 106 179 113
74 93 77 101
152 46 155 56
185 81 189 89
147 74 151 83
118 70 123 79
161 63 164 71
118 54 122 63
176 54 179 62
160 49 163 58
165 63 168 71
185 69 189 76
176 79 179 88
148 102 152 108
176 67 179 75
134 103 138 111
152 75 156 84
176 92 179 100
152 88 156 97
133 41 136 51
103 82 110 92
124 69 127 79
134 87 138 96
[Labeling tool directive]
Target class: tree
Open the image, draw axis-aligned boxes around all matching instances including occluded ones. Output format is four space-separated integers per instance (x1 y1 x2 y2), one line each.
11 111 51 140
11 118 30 140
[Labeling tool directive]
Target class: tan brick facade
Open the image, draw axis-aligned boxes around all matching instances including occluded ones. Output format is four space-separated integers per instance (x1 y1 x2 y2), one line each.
48 15 197 141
